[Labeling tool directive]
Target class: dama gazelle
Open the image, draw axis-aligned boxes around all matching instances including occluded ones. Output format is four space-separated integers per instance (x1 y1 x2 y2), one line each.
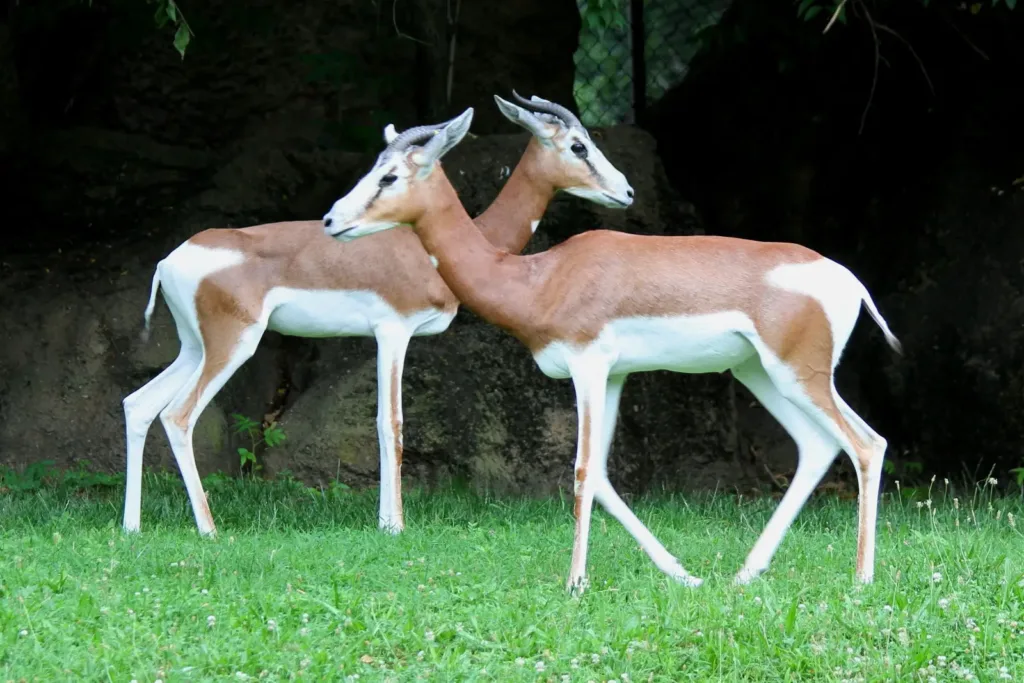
121 93 634 537
323 108 902 593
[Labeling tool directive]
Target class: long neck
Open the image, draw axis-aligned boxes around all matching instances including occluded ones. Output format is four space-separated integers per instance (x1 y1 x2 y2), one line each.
415 180 540 337
473 138 554 254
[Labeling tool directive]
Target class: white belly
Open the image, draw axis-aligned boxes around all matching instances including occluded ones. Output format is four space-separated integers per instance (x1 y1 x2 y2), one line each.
533 311 757 379
265 288 455 338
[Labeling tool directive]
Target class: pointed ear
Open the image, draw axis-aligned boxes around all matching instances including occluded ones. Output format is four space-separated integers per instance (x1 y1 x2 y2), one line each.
411 108 474 167
382 124 398 144
493 94 557 139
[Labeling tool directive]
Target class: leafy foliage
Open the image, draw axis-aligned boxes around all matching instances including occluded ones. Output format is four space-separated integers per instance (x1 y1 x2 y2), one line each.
148 0 192 58
0 460 123 494
794 0 1017 27
231 413 287 477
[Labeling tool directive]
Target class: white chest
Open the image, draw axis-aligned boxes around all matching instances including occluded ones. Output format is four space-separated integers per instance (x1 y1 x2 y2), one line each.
265 288 455 338
533 311 758 379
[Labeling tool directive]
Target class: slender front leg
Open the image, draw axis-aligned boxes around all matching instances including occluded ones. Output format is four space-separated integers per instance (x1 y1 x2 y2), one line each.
592 375 703 586
566 362 609 595
374 325 412 534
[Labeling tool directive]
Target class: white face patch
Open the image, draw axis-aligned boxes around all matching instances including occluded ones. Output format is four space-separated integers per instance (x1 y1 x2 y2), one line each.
557 128 634 208
322 152 414 240
323 107 475 243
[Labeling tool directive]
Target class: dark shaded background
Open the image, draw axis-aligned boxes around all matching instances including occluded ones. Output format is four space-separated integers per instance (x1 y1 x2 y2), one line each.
1 0 1022 497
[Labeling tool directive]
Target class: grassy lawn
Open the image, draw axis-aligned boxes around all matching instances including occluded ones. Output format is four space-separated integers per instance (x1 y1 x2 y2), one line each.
1 474 1022 682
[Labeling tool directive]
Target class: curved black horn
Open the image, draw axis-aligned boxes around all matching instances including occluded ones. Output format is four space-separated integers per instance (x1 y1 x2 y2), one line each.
511 90 582 129
386 123 445 153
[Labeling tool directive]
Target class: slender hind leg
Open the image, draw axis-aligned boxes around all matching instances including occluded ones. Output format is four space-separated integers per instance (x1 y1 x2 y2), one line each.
749 352 886 584
592 375 703 586
373 324 412 534
160 318 266 536
731 356 841 584
835 394 888 583
122 345 201 532
122 300 203 533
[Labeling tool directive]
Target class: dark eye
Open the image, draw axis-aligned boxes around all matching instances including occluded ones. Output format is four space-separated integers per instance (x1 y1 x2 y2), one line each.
379 174 397 187
570 141 588 158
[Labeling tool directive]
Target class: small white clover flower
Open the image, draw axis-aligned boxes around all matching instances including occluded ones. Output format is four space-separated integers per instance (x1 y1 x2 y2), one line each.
207 615 216 628
425 630 435 642
932 572 942 583
266 619 277 632
19 629 28 637
535 661 545 672
515 657 525 667
938 598 950 610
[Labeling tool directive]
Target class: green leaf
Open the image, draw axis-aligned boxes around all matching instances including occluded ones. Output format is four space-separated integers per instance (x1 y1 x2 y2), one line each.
238 448 255 467
165 1 178 23
797 0 818 18
803 5 824 20
1011 467 1024 486
1007 0 1017 10
263 426 287 448
153 4 169 28
783 596 800 635
173 24 190 59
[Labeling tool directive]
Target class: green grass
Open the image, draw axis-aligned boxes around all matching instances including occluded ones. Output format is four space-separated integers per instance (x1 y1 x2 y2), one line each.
1 475 1023 682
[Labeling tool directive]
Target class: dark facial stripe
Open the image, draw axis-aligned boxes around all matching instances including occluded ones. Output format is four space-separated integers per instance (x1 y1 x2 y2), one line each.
364 165 397 213
583 157 603 186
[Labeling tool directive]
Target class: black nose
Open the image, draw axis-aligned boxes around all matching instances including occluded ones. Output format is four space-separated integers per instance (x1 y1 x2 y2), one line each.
626 188 634 199
324 217 333 228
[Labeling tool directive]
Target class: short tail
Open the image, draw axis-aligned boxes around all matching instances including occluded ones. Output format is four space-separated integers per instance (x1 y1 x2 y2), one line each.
859 282 902 355
140 266 162 344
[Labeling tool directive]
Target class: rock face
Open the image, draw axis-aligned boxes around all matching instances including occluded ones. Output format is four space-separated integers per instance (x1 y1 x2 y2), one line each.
0 123 759 498
8 0 733 499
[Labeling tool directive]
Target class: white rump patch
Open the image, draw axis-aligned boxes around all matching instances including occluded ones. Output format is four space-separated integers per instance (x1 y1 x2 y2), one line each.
766 258 866 367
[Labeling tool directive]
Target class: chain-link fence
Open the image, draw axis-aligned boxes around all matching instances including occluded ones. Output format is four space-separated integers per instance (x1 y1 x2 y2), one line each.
573 0 734 127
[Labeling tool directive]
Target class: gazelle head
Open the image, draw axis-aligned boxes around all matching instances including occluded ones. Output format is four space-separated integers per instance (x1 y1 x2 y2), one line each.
493 91 634 209
323 108 475 241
